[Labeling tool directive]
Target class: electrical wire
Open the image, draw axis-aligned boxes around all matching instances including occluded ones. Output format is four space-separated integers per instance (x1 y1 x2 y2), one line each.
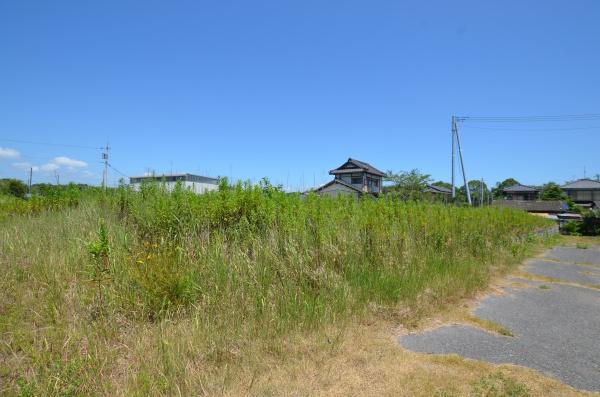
458 114 600 123
461 125 600 132
0 138 102 150
107 163 129 178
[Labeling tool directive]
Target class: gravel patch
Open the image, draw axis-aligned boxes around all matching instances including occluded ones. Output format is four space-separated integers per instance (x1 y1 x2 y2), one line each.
544 246 600 265
525 259 600 285
399 246 600 391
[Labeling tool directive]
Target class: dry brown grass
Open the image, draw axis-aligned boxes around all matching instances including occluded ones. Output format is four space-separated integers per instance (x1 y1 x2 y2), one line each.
216 319 593 397
559 235 600 248
214 238 599 397
2 199 596 396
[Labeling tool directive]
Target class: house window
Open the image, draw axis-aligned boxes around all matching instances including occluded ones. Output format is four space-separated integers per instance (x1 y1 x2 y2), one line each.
340 175 351 184
351 176 363 185
577 191 592 201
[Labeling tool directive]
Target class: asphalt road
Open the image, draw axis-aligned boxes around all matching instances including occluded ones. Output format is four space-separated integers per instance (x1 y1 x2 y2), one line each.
399 245 600 392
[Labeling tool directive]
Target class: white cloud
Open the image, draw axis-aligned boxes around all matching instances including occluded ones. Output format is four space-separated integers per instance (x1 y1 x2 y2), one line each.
0 147 20 160
41 163 60 172
11 155 91 182
12 162 39 172
52 156 88 168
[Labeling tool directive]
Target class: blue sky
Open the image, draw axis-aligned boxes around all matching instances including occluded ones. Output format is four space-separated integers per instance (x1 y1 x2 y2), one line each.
1 0 599 190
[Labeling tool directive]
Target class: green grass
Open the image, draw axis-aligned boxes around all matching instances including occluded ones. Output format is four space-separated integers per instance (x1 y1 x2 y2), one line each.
471 372 531 397
0 183 553 395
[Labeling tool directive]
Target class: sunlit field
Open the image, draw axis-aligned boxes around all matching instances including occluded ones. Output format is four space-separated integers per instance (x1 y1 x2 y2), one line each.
0 182 554 396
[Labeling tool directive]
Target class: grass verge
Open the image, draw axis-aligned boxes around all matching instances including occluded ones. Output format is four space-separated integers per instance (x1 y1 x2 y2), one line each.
0 186 564 396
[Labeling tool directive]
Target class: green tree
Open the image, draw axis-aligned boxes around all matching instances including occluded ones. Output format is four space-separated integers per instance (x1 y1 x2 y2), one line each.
431 181 452 190
539 182 565 201
384 169 432 200
460 180 491 206
0 178 28 198
491 178 520 199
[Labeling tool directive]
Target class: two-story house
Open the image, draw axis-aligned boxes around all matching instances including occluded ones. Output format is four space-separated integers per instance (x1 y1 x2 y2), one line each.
502 184 540 201
561 178 600 209
314 158 384 198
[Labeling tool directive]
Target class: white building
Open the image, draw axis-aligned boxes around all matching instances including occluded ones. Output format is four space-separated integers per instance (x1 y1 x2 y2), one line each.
129 173 219 194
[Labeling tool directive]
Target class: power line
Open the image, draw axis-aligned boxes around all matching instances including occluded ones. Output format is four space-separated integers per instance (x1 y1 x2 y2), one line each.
0 138 101 150
461 125 600 132
459 113 600 123
107 163 129 179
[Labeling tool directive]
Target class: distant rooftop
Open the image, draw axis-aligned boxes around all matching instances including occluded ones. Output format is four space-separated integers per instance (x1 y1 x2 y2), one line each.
503 184 539 193
315 179 363 193
424 184 452 194
561 178 600 190
329 158 385 177
129 173 218 184
493 200 567 213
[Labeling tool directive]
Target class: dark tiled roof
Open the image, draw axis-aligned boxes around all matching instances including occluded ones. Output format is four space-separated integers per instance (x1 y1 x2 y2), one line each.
348 158 385 176
561 178 600 190
503 184 539 193
314 179 362 193
492 200 567 213
330 158 385 176
424 184 452 194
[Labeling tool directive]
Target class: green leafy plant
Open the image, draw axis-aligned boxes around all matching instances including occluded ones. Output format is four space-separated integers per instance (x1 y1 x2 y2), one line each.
88 219 111 316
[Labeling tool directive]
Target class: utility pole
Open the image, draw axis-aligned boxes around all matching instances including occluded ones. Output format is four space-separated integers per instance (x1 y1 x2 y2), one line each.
480 178 484 207
451 116 456 200
102 143 109 190
28 167 33 196
453 117 472 205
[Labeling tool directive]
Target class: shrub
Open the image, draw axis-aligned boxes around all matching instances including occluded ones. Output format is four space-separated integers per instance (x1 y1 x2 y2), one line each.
562 212 600 236
579 212 600 236
0 178 28 198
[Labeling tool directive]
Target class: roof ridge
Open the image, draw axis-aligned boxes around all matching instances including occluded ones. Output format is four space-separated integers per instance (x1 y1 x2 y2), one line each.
315 179 363 193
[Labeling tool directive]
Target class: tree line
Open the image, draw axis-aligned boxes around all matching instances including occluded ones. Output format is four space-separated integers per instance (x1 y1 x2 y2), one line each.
383 170 582 206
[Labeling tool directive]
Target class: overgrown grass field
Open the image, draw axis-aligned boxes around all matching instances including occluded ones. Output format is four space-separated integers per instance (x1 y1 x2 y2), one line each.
0 182 553 395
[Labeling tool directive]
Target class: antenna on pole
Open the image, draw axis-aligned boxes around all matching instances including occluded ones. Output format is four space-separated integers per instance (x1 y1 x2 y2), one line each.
102 143 110 190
